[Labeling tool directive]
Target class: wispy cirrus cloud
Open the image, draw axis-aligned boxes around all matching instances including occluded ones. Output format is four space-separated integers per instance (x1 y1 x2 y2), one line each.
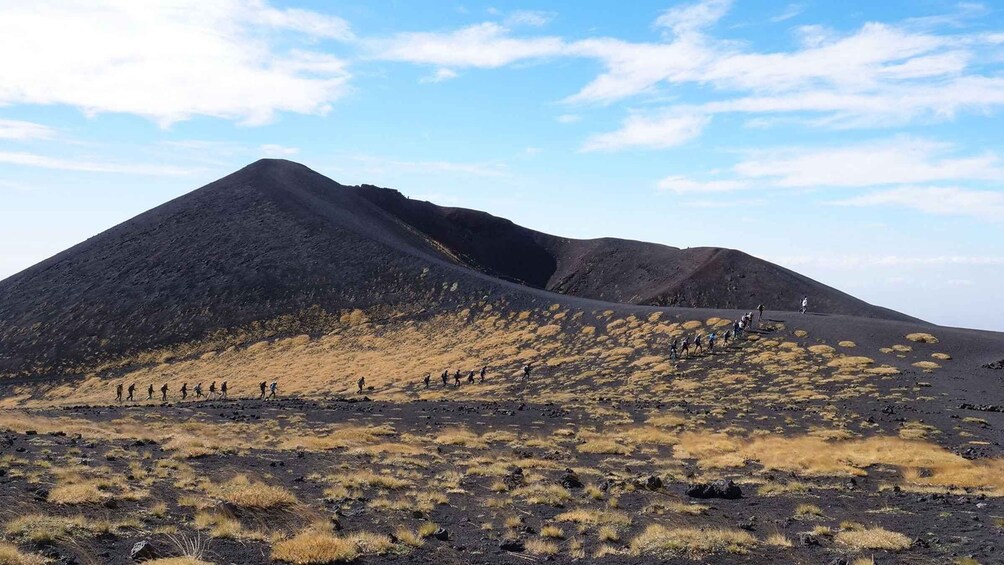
0 119 57 140
0 150 193 175
830 186 1004 221
582 113 709 151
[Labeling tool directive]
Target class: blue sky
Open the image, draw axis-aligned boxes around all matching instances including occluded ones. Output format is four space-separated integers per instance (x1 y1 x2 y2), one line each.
1 0 1002 330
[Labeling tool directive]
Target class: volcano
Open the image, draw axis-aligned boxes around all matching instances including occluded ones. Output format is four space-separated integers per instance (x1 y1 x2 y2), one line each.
0 159 912 375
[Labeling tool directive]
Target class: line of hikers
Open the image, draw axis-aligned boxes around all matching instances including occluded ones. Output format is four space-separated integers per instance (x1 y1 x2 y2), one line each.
420 363 533 389
114 380 281 402
668 305 767 361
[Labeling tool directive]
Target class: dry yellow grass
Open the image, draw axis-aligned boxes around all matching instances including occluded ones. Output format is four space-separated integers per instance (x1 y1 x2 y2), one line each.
906 332 939 344
48 481 106 504
764 533 792 547
835 526 911 550
912 361 940 370
540 525 564 539
932 352 952 360
578 439 632 455
555 509 631 527
629 525 756 556
212 475 296 508
525 539 559 556
0 542 46 565
838 340 856 348
144 559 215 565
272 525 394 564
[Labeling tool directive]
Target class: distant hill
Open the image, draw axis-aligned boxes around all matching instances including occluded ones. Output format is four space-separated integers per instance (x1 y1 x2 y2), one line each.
0 159 914 375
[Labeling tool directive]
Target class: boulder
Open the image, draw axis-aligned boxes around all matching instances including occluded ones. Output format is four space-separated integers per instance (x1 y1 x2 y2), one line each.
558 468 583 489
686 479 742 499
130 540 159 561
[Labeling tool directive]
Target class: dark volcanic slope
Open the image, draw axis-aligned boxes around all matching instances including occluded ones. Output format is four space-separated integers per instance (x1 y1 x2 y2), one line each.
0 159 911 374
353 184 912 319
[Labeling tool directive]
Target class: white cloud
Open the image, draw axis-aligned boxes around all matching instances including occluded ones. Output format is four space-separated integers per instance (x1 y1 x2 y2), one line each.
582 113 708 151
770 3 804 23
654 0 732 37
657 175 748 194
505 10 555 28
338 154 508 178
0 119 56 140
260 144 299 157
831 186 1004 221
420 68 459 83
0 150 193 175
734 138 1002 187
0 0 352 126
556 114 581 124
371 23 564 69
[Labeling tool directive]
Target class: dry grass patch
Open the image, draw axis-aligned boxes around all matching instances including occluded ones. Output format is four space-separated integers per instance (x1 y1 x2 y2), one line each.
272 525 395 564
0 542 47 565
555 509 631 528
578 439 632 455
835 526 911 550
512 483 571 506
540 525 564 539
932 352 952 360
838 341 856 348
630 525 756 556
912 361 940 370
212 475 295 508
906 332 939 344
434 428 487 449
525 539 560 556
765 533 792 547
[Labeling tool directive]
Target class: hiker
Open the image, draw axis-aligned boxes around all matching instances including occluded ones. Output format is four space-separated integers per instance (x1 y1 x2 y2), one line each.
147 384 154 400
424 374 431 388
195 382 203 398
208 381 217 399
801 296 808 314
681 336 690 358
181 382 188 400
723 330 731 346
127 383 135 401
480 366 487 382
733 319 741 339
523 363 532 381
160 383 168 401
259 381 267 399
454 372 461 387
694 334 703 355
115 383 123 402
268 380 277 400
358 376 365 393
467 371 475 384
220 381 228 399
670 338 679 361
441 371 449 387
708 331 716 353
757 303 764 322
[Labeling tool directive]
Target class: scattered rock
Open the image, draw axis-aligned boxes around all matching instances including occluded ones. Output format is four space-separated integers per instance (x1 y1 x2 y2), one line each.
130 540 159 561
686 479 742 500
558 468 583 489
432 528 450 541
645 475 663 490
737 516 756 531
499 538 525 552
982 359 1004 370
503 466 525 490
797 532 820 547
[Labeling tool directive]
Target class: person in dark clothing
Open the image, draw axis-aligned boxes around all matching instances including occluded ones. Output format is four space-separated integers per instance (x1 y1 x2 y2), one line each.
480 366 487 382
694 334 703 355
441 371 449 386
708 332 716 353
423 374 431 388
181 383 188 400
220 381 228 399
723 330 731 346
259 381 267 399
160 383 168 401
670 338 679 361
523 363 532 381
267 380 277 400
147 384 154 400
115 383 123 402
127 383 135 401
467 371 475 384
757 303 764 322
358 376 365 393
208 381 217 399
454 372 461 387
195 383 203 398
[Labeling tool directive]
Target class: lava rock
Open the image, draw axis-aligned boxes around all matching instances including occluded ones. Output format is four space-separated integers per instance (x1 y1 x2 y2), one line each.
797 532 820 547
503 466 525 490
645 475 663 490
559 468 583 489
500 538 525 552
130 540 160 561
686 479 742 499
432 528 450 541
